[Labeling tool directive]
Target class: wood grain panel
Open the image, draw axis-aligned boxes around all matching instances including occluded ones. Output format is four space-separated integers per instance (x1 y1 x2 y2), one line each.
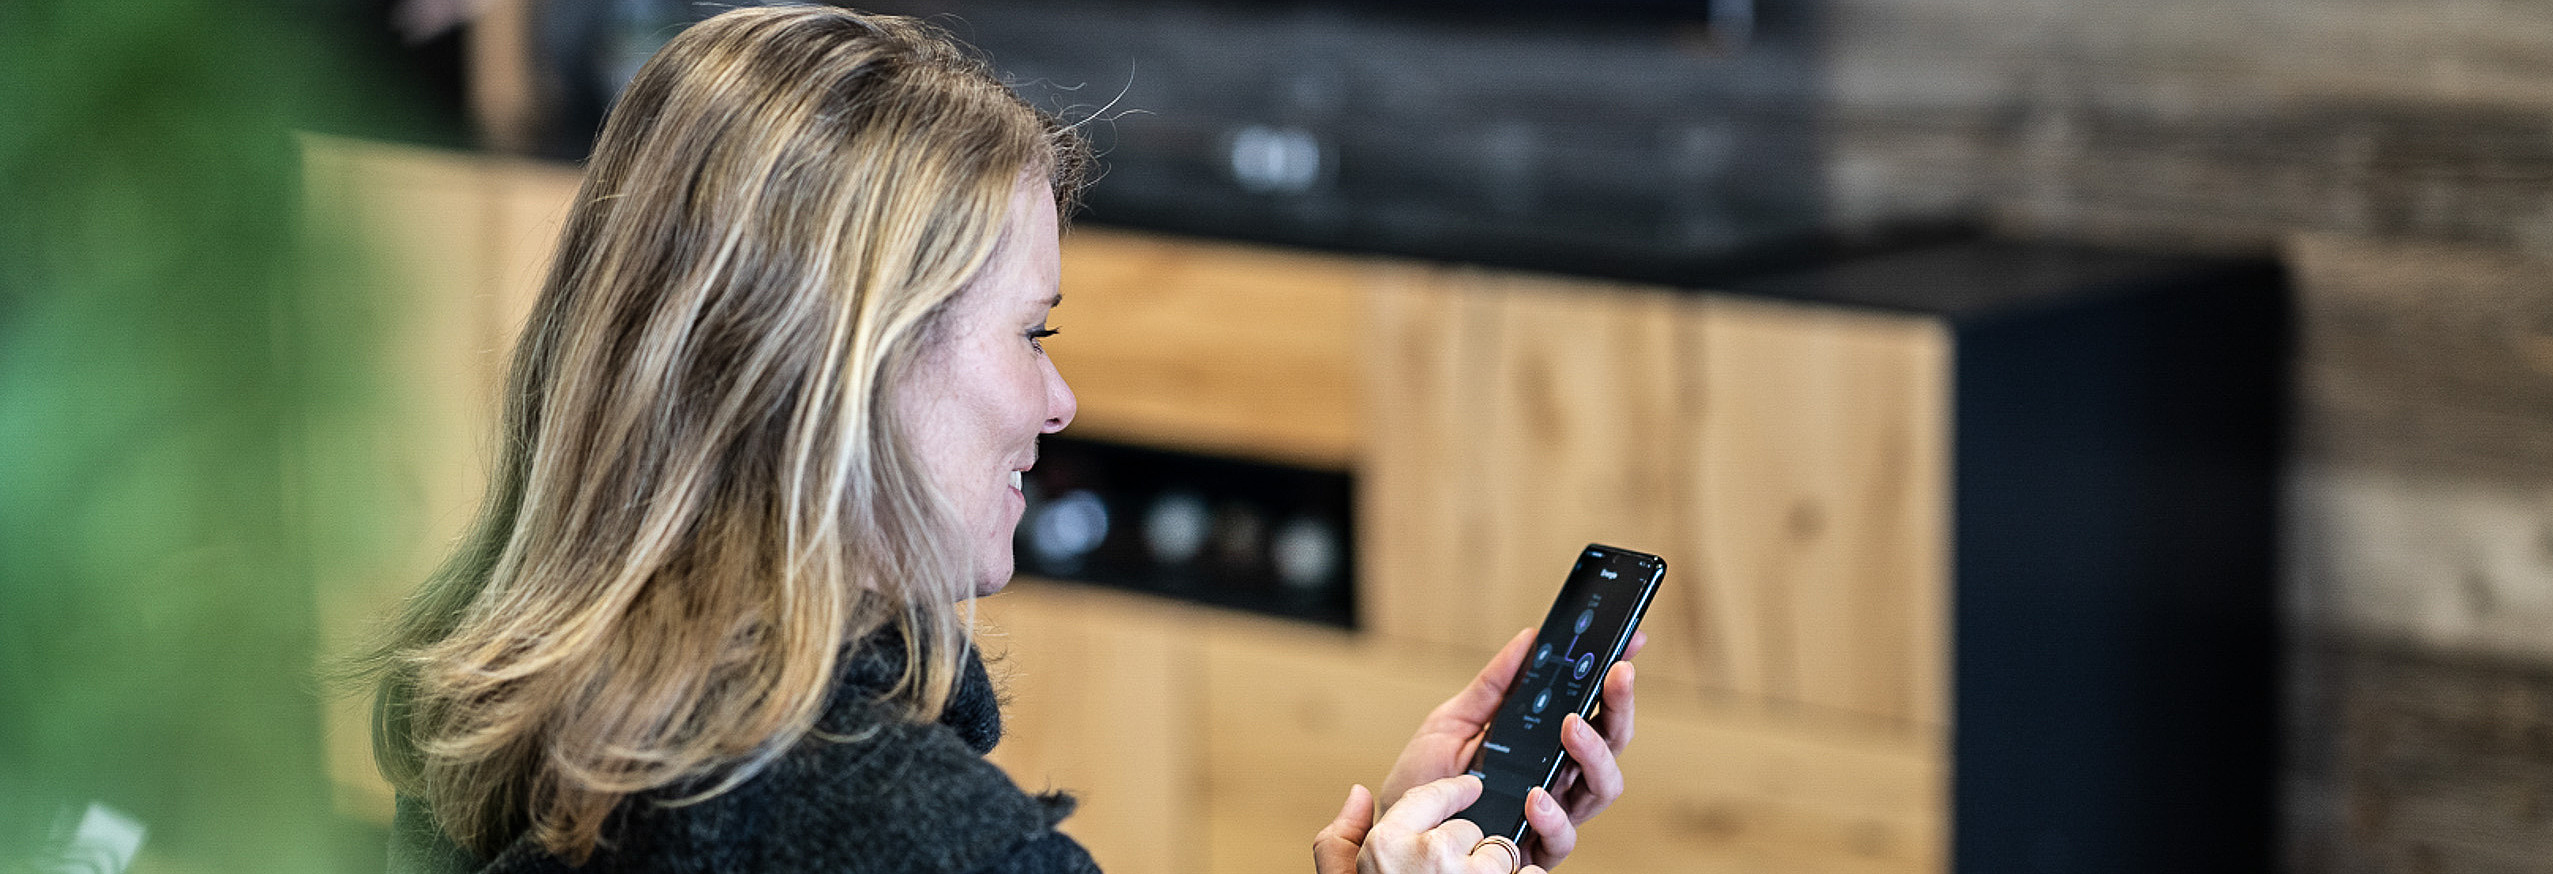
1687 298 1950 728
1359 265 1502 653
1362 269 1708 699
1197 608 1943 874
2287 209 2553 656
979 583 1206 874
1051 229 1367 468
1196 614 1421 874
1473 274 1697 695
980 582 1210 874
1570 690 1945 874
2286 232 2553 487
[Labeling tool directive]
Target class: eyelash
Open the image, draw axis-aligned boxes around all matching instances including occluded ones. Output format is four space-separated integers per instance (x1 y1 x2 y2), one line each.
1028 326 1060 352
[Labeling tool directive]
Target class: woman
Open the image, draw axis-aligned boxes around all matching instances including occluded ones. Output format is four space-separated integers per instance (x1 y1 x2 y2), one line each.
367 7 1638 873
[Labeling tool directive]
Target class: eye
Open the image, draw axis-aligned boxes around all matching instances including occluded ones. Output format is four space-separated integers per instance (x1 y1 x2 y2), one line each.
1027 325 1060 353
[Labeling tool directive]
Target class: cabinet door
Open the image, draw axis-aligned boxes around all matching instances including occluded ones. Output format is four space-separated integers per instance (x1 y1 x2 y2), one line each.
1364 273 1950 728
981 584 1207 874
1569 692 1945 873
1189 606 1943 874
1052 229 1368 469
1360 268 1696 683
1685 298 1950 729
1195 618 1444 874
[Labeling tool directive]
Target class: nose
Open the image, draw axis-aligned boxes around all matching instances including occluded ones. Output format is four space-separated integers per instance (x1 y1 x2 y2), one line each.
1041 357 1076 433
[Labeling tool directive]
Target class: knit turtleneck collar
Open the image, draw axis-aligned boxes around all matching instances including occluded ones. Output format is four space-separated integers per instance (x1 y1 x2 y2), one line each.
821 630 1004 755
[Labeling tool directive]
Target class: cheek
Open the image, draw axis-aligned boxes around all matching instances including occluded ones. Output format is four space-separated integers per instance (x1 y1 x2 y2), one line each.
991 359 1050 432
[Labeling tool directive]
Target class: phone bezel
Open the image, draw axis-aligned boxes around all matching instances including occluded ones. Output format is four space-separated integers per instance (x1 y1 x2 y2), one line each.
1458 543 1666 845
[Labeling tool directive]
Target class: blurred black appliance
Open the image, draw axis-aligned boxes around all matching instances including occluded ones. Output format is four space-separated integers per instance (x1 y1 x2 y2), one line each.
515 0 1837 285
1015 435 1356 628
887 0 1826 283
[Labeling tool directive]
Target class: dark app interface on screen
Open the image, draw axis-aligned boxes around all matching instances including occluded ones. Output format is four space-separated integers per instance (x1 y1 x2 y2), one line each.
1460 546 1661 841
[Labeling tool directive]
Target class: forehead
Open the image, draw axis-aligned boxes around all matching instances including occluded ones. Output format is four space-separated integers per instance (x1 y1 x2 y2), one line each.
951 180 1061 314
992 181 1061 287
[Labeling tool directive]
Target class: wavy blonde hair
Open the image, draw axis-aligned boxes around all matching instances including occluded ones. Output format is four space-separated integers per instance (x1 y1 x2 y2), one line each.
360 6 1087 861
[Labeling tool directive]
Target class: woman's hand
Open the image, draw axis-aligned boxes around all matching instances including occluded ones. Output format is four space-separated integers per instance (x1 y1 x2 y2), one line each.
1373 628 1644 868
1313 777 1549 874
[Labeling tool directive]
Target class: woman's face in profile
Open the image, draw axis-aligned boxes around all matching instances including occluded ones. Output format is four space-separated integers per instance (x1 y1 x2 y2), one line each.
899 179 1076 597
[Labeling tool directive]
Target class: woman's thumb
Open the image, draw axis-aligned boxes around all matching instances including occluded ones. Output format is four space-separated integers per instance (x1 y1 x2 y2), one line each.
1312 784 1375 874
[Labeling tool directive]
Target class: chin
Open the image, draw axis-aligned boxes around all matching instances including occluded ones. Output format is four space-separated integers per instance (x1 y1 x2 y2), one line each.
969 556 1015 598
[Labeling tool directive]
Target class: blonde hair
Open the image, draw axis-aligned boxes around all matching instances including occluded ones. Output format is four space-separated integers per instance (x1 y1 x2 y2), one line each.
361 6 1088 861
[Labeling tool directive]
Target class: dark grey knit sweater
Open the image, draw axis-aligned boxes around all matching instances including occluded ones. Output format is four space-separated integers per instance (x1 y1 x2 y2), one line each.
388 639 1100 874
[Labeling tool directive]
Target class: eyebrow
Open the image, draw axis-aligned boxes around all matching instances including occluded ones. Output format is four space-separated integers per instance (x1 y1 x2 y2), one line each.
1046 294 1064 307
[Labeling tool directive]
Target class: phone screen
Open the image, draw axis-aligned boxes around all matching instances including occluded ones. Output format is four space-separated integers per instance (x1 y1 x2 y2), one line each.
1457 544 1665 845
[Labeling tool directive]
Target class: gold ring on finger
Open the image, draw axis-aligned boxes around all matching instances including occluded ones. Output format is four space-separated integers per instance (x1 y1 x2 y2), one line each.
1471 834 1522 874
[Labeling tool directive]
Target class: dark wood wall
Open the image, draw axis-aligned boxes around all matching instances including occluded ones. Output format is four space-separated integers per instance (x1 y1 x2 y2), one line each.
1816 0 2553 868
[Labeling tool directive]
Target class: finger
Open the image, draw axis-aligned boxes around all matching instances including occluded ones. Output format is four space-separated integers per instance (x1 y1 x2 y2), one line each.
1558 712 1625 819
1622 629 1648 661
1426 628 1537 735
1432 815 1486 850
1597 659 1637 754
1416 814 1492 873
1521 786 1577 867
1312 784 1373 874
1548 761 1582 802
1376 774 1487 836
1432 821 1510 874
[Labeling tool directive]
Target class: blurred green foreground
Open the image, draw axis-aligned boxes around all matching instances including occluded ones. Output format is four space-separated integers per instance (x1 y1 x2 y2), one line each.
2 2 439 870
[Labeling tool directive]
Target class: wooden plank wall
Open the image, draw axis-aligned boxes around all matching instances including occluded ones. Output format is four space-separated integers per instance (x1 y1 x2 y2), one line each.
1809 0 2553 866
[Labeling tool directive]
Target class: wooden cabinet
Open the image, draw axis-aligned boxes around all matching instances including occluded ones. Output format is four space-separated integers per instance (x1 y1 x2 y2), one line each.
979 578 1944 874
308 139 1964 872
1035 234 1955 873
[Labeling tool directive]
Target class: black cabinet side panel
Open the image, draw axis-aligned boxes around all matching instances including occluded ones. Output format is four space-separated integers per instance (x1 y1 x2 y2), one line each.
1952 262 2287 873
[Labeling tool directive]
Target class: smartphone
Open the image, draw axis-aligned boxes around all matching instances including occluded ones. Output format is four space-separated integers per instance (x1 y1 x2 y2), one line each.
1456 543 1666 846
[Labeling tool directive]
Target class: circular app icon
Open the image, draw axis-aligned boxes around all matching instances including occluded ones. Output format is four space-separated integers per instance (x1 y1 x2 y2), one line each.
1574 608 1595 635
1533 643 1553 670
1531 688 1552 714
1573 652 1596 680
